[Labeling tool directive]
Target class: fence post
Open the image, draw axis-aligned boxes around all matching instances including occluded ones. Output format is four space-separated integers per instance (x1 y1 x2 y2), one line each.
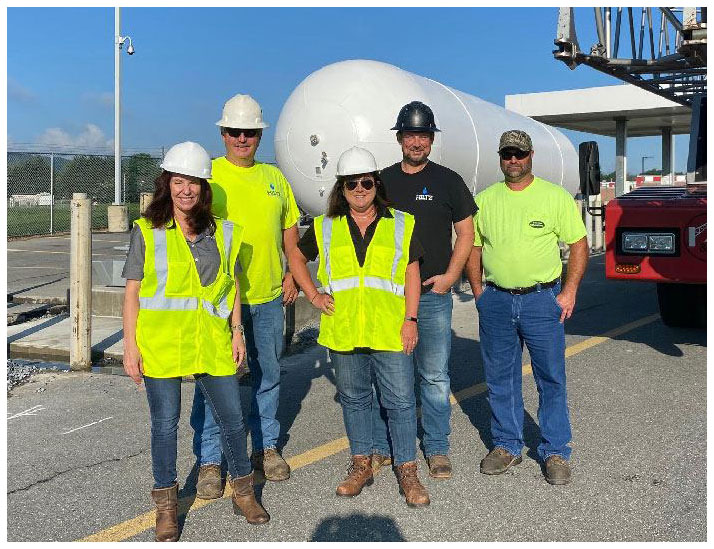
50 153 54 235
70 193 92 370
139 192 152 215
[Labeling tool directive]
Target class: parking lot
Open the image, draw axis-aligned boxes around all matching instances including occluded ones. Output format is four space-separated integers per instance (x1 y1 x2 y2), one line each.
6 254 707 542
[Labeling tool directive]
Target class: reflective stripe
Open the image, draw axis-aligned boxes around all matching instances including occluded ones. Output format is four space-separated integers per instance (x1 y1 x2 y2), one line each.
221 220 233 272
330 277 361 292
139 227 198 311
391 210 405 283
364 277 404 296
322 216 333 282
202 299 231 319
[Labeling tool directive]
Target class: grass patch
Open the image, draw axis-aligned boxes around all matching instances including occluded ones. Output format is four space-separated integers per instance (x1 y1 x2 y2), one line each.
7 203 141 237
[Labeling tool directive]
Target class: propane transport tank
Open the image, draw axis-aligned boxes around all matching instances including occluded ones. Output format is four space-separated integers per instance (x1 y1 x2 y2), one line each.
275 59 578 217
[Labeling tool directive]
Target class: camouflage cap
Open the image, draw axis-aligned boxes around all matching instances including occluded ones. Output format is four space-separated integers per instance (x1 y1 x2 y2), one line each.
498 130 533 152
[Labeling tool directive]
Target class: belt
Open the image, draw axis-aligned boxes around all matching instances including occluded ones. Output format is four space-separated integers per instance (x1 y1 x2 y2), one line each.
486 279 560 295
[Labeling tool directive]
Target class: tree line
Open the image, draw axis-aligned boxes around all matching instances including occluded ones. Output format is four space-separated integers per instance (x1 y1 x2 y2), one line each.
7 152 162 203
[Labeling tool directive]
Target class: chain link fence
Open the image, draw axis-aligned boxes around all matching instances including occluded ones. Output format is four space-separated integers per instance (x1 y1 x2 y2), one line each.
7 149 163 237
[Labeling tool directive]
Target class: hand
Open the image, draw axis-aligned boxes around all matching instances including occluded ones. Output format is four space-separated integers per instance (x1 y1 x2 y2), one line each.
556 289 576 323
423 273 455 294
401 320 418 355
232 330 246 367
282 272 299 305
311 293 335 315
123 343 144 387
472 284 484 301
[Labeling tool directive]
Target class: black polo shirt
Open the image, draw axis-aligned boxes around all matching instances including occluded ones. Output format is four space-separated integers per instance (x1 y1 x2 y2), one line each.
298 207 423 267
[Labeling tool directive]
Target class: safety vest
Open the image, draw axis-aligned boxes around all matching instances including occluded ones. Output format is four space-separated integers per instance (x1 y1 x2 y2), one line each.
314 208 415 352
134 217 243 378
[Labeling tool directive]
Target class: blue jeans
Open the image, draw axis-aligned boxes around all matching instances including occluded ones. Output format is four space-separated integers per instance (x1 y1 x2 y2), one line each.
191 295 284 465
331 349 417 466
372 291 453 458
144 374 252 489
476 282 572 461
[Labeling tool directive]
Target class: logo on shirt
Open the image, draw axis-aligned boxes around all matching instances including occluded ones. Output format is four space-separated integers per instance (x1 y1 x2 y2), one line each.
529 220 545 228
415 186 433 201
267 182 281 197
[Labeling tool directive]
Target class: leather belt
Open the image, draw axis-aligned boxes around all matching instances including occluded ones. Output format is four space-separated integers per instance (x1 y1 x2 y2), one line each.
486 279 560 295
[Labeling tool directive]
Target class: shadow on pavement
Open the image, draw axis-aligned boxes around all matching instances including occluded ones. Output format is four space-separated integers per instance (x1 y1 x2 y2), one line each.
310 513 406 541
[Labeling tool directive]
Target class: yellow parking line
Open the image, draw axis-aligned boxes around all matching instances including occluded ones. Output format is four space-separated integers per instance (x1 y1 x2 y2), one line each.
79 313 659 542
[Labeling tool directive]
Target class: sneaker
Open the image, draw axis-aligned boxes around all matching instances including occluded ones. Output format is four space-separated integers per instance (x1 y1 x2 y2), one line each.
371 453 392 474
426 455 452 479
251 448 290 482
545 455 571 485
196 464 224 499
480 447 522 475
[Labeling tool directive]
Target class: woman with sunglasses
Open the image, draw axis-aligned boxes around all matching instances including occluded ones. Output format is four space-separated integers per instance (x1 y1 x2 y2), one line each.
122 142 269 541
288 146 430 508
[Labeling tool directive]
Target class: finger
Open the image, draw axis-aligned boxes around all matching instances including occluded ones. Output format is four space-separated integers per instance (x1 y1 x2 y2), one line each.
560 309 567 323
422 277 436 286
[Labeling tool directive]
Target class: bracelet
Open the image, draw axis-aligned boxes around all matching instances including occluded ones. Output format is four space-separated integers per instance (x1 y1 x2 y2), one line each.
405 316 418 323
231 323 244 334
310 293 319 304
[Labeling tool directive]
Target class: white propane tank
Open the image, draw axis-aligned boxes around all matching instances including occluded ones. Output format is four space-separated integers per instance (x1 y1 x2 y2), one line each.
275 59 578 217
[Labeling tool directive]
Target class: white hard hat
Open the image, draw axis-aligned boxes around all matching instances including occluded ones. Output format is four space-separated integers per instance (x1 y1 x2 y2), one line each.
336 146 378 177
216 94 269 129
160 142 212 179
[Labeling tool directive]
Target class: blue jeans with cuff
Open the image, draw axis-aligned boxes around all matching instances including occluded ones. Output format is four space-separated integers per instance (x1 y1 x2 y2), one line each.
476 281 572 462
331 349 417 466
145 374 252 489
191 295 284 465
372 290 453 458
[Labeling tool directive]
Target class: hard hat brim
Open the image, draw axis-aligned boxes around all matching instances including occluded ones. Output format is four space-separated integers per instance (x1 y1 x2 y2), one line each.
391 125 441 132
216 120 269 129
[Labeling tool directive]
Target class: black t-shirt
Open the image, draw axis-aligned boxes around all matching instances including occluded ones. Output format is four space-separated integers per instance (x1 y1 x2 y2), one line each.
298 206 423 267
380 161 477 292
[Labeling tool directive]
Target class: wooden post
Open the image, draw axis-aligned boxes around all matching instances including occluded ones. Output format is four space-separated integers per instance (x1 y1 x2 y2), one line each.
70 193 92 370
139 192 152 215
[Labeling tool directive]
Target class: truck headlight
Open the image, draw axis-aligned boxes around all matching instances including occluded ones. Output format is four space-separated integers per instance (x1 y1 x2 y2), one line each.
648 234 675 252
622 233 648 251
621 231 676 254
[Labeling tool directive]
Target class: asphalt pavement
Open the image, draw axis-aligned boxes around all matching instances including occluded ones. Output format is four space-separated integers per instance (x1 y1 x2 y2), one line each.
6 254 707 542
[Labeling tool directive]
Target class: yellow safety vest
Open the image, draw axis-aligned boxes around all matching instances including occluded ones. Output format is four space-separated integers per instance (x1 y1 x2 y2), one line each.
314 208 415 352
134 217 243 378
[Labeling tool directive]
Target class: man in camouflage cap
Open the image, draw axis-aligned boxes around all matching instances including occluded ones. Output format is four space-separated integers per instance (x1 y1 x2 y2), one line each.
465 129 588 486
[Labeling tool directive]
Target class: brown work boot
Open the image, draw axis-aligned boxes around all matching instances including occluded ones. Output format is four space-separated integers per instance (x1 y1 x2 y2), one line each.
426 454 452 479
251 448 291 481
371 453 392 474
151 482 179 542
229 472 270 525
545 455 572 485
336 455 374 497
480 447 523 475
196 464 223 499
396 461 430 508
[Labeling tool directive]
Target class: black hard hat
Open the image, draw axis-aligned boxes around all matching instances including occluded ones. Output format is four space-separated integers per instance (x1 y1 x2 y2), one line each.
391 101 441 132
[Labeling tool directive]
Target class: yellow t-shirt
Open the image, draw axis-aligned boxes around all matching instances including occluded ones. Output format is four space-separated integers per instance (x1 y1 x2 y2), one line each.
210 158 300 304
473 177 586 289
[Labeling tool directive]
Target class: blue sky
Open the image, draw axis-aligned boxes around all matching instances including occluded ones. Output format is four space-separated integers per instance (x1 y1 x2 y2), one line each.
8 6 689 173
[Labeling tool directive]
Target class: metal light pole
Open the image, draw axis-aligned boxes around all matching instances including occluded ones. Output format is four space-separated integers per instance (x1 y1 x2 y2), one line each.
641 155 653 176
110 7 134 232
114 6 122 205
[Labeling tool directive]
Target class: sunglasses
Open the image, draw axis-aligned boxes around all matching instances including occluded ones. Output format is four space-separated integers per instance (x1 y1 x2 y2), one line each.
499 148 530 160
344 178 376 191
224 128 259 138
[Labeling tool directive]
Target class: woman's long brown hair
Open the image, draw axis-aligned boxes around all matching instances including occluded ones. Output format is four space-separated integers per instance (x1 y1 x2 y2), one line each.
144 171 217 234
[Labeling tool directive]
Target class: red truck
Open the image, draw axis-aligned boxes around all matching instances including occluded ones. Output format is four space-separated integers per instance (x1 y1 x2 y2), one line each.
605 184 706 327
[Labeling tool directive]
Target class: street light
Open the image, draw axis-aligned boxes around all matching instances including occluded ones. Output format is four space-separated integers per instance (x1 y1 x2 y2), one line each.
641 155 653 176
115 7 135 206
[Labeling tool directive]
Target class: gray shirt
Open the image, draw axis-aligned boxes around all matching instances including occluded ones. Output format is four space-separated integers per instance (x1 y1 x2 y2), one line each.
121 224 242 286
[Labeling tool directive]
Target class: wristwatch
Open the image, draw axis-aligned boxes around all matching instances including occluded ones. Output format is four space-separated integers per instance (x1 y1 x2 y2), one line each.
405 316 418 323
